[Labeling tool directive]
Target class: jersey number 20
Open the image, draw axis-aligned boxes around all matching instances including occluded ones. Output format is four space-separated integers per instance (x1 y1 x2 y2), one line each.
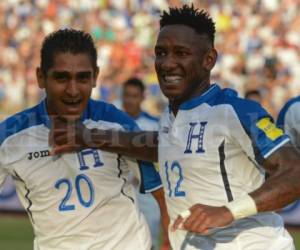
55 174 94 211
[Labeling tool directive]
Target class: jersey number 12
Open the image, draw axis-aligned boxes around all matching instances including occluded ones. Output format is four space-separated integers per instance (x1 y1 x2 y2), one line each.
164 161 186 197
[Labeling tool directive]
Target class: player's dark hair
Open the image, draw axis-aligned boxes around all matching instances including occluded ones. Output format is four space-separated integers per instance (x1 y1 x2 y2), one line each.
245 89 261 99
160 4 216 46
123 77 145 93
40 28 97 75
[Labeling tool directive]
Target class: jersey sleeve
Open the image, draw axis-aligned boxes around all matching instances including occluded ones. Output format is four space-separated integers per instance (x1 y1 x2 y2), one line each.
101 103 162 193
229 98 290 164
277 101 300 150
0 150 8 193
125 157 162 193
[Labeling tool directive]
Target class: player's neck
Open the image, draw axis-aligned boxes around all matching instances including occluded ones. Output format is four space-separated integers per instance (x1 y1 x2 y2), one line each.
169 83 211 116
127 108 142 119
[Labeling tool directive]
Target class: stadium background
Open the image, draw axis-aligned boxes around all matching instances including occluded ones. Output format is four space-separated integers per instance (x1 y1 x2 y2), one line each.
0 0 300 249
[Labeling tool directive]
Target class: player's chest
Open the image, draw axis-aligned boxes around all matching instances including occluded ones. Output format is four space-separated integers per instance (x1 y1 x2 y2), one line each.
159 112 228 158
9 140 122 189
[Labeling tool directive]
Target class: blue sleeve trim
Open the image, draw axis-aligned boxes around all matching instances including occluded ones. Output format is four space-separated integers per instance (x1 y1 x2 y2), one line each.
140 112 159 122
216 93 287 164
138 160 162 193
0 102 44 145
277 96 300 129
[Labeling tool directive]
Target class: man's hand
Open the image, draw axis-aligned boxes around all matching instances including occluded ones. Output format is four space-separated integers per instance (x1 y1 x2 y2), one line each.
49 118 98 155
171 204 234 234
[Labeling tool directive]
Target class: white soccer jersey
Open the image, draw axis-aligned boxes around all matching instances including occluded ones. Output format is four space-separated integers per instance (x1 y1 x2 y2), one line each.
135 112 159 131
133 111 161 248
158 84 294 249
277 96 300 151
0 99 162 250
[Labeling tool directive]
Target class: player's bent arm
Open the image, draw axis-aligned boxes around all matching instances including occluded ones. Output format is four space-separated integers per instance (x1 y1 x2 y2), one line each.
50 120 159 162
249 143 300 212
89 129 159 162
151 188 170 242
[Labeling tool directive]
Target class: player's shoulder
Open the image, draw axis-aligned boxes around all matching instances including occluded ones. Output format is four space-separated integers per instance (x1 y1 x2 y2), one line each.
0 102 44 145
213 86 267 116
208 86 272 131
277 96 300 128
85 99 139 131
140 111 159 123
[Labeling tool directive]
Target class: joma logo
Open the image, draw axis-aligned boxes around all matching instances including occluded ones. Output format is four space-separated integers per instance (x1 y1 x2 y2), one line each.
28 150 50 160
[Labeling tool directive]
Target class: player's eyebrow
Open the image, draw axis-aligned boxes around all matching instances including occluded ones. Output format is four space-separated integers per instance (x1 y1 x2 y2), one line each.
76 71 93 78
50 71 93 78
50 71 70 78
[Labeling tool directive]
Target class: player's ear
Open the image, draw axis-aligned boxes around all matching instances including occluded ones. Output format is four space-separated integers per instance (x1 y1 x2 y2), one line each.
92 67 99 87
36 67 46 89
203 48 217 72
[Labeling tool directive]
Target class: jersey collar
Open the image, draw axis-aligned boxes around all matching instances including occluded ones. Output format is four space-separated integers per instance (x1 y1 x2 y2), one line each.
37 99 91 128
179 84 221 110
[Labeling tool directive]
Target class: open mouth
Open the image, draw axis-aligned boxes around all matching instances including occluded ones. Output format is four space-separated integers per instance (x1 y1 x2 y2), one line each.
61 99 82 111
163 75 182 85
62 99 81 105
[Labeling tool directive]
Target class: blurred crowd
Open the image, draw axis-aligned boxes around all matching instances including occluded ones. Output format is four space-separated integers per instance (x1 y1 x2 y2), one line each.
1 0 300 118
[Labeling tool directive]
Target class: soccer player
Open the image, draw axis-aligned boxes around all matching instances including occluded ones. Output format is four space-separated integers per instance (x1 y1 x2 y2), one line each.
50 5 300 250
0 29 168 250
277 96 300 151
122 77 164 249
244 89 262 104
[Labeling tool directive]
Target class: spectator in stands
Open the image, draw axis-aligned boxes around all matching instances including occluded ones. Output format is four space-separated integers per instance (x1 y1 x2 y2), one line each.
245 89 262 104
122 77 167 250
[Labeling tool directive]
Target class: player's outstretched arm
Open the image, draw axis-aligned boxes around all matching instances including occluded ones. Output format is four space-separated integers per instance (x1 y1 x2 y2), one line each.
49 118 158 162
172 143 300 234
250 143 300 212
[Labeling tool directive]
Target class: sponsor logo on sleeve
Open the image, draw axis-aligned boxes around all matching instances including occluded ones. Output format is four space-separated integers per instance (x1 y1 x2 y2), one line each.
256 117 284 141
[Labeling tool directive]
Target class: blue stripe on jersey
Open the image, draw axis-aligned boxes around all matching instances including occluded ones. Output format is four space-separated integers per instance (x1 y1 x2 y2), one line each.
139 112 159 123
138 160 161 193
179 84 289 164
277 96 300 129
0 102 45 145
0 99 162 191
81 100 162 192
0 99 139 145
82 99 140 132
179 84 220 110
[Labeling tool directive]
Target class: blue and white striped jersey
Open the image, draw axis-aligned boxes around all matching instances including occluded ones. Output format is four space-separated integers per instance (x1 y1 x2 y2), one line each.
158 84 290 247
0 99 162 250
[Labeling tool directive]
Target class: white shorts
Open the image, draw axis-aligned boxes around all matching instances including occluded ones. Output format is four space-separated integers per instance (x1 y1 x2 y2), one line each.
169 213 295 250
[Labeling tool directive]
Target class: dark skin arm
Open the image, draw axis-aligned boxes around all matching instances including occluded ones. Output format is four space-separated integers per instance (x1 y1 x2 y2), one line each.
151 188 170 247
251 144 300 211
50 119 169 242
49 118 158 162
172 143 300 234
50 120 300 234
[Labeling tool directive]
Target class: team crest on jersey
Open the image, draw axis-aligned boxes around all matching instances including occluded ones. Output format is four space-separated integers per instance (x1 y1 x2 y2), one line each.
184 121 207 154
256 117 283 141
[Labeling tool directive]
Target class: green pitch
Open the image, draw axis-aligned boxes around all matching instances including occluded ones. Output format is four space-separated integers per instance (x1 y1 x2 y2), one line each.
0 214 300 250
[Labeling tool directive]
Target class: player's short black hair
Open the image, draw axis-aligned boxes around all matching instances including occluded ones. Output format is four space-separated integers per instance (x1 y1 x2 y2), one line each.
159 4 216 46
123 77 145 93
40 28 97 75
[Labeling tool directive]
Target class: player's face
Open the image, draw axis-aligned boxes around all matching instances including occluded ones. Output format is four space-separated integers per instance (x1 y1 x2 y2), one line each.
154 25 217 105
37 52 98 121
123 85 143 117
